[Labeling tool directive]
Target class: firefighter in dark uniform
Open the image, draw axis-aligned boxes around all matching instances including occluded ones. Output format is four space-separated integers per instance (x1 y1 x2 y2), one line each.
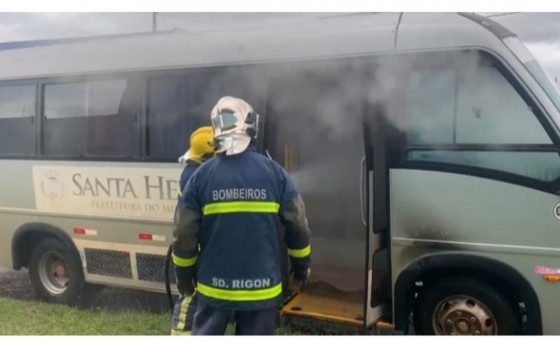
173 96 311 335
171 126 216 335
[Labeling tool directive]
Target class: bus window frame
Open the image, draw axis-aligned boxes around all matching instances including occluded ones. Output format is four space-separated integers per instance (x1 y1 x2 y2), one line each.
0 79 39 158
37 72 143 161
391 48 560 195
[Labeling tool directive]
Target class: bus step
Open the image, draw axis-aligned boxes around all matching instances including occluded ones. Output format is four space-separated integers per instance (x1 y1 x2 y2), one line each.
280 286 364 327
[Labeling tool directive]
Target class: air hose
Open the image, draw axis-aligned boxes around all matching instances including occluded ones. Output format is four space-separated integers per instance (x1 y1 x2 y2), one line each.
164 243 174 311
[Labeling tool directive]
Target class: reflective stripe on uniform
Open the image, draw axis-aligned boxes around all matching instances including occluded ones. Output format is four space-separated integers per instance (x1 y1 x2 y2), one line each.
171 330 192 336
197 282 282 301
173 254 198 267
288 245 311 258
175 294 194 333
202 201 280 215
177 190 182 197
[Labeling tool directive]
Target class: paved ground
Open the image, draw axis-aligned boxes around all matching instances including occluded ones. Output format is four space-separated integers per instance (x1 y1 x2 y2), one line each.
0 267 173 313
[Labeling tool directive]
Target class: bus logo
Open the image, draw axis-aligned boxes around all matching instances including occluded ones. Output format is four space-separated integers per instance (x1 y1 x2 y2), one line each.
39 169 64 202
553 202 560 222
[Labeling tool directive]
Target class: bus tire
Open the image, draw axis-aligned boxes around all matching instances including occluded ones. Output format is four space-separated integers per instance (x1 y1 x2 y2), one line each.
28 237 85 306
413 276 521 335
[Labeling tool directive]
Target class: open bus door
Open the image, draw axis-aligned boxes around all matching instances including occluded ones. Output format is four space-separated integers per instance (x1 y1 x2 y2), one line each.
280 109 391 330
262 60 392 330
362 106 393 329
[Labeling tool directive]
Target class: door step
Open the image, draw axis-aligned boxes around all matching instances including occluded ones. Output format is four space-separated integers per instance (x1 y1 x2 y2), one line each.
281 281 365 327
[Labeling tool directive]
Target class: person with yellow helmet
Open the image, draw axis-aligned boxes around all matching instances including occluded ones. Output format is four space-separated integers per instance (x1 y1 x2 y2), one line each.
171 125 216 335
177 126 216 196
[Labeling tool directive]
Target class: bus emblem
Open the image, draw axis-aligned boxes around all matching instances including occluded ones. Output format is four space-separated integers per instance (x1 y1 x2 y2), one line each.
553 202 560 222
40 169 64 202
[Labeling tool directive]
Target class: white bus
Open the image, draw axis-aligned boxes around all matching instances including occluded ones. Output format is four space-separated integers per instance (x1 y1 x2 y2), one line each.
1 12 560 335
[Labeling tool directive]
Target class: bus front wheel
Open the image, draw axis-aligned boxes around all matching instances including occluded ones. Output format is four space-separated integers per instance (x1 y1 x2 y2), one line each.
28 237 85 306
414 276 521 335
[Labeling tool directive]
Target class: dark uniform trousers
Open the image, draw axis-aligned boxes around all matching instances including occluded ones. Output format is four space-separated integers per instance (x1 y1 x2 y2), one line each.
171 160 200 335
193 302 277 335
170 293 197 334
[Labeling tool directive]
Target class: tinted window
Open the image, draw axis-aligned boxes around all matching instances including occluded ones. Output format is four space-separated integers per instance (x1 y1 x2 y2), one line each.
455 65 549 144
405 52 551 145
43 79 139 157
0 85 35 118
44 83 87 119
400 50 559 182
405 69 455 144
147 66 266 160
0 84 36 155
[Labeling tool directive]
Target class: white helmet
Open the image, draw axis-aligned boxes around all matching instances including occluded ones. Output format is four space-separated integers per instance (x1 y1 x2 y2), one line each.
210 96 259 156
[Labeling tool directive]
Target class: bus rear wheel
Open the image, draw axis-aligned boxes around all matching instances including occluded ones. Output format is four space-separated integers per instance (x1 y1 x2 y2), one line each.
414 277 521 335
29 238 85 306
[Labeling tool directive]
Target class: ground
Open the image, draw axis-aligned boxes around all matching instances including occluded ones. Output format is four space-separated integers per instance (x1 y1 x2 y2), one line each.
0 267 406 335
0 267 171 314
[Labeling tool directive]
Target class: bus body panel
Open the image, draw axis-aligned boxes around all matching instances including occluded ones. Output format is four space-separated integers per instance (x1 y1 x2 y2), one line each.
0 159 181 292
390 169 560 334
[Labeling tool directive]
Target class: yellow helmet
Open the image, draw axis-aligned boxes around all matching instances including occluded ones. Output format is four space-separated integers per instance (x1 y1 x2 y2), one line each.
186 126 216 163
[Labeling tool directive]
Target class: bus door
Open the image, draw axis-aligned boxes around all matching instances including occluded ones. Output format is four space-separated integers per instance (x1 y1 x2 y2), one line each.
362 103 393 328
265 58 376 328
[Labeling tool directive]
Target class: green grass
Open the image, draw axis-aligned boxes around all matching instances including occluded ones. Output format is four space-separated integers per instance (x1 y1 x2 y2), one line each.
0 297 169 335
0 297 297 335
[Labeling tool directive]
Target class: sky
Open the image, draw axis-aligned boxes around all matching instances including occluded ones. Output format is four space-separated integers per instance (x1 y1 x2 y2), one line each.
0 12 559 82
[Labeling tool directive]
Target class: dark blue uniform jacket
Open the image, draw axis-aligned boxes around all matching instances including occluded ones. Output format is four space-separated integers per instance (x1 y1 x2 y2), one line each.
173 147 311 310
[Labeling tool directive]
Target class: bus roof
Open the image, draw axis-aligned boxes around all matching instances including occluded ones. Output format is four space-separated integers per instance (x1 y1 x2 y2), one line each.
0 30 178 52
0 12 521 81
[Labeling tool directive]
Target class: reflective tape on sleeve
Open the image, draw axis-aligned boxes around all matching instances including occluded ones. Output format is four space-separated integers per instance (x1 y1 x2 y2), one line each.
288 245 311 258
173 254 198 267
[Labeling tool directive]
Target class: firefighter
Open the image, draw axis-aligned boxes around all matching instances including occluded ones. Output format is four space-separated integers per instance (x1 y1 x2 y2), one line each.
171 126 216 336
176 126 216 196
172 96 311 335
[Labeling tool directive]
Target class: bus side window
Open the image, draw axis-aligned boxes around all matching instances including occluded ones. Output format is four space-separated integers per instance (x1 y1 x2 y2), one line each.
0 84 36 156
146 66 266 160
401 50 560 183
43 79 138 158
86 79 139 157
43 82 86 156
455 62 551 145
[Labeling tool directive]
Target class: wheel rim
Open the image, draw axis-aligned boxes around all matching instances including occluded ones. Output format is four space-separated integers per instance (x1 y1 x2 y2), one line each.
432 295 497 335
37 250 70 295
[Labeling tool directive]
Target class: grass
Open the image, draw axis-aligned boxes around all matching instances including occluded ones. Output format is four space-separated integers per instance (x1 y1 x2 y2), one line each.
0 297 297 336
0 297 169 335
